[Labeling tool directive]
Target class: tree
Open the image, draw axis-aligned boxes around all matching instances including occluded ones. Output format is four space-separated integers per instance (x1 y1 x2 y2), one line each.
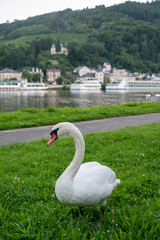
22 70 32 82
30 41 42 57
32 73 41 82
56 76 63 84
141 42 150 60
56 38 61 52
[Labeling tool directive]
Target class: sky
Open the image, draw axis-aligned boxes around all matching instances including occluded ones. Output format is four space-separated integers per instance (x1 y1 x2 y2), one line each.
0 0 150 24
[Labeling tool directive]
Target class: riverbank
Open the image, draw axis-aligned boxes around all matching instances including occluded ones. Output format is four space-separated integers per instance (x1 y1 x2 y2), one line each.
0 122 159 239
46 84 70 90
0 102 160 130
1 113 160 146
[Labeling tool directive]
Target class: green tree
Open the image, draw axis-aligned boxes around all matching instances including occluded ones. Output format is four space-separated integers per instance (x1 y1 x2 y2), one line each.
30 41 42 57
32 73 41 82
22 70 32 82
56 76 63 84
56 38 61 52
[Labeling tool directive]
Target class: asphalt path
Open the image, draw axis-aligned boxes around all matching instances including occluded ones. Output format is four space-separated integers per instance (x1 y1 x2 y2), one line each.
0 113 160 146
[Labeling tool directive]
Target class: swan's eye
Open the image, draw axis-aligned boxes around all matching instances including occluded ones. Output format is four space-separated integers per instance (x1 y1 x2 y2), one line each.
50 128 59 136
47 128 59 146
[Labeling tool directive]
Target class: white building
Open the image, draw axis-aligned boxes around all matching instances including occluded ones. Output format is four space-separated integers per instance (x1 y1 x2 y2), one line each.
103 62 112 73
0 68 22 81
150 74 160 81
19 67 44 82
80 71 104 84
95 71 104 83
51 43 68 56
73 66 91 77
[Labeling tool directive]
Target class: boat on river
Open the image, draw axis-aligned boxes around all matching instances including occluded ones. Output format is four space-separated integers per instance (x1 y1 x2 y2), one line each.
0 80 48 91
106 79 160 91
70 78 101 90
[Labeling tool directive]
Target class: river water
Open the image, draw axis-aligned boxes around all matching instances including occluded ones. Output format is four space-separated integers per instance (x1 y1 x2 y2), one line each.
0 89 149 112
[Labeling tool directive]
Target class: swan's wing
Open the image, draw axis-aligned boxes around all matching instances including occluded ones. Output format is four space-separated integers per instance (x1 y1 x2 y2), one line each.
72 162 118 205
75 162 117 185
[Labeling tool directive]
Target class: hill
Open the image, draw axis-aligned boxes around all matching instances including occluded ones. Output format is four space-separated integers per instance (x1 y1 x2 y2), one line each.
110 1 160 23
0 1 160 74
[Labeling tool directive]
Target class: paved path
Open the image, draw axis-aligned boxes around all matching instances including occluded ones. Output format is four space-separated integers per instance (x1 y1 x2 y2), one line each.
0 113 159 146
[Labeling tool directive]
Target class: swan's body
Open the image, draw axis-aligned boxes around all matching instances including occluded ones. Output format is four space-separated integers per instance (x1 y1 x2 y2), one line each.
47 122 120 209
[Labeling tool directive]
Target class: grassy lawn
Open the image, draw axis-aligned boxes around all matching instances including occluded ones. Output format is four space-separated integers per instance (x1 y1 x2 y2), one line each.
0 123 159 239
0 33 88 46
0 102 160 130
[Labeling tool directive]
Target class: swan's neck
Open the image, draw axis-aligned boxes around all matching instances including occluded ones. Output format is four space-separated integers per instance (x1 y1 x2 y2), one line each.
61 128 85 180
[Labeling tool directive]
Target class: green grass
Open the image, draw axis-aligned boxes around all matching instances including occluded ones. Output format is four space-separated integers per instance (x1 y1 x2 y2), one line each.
0 102 160 130
0 33 88 46
0 123 159 239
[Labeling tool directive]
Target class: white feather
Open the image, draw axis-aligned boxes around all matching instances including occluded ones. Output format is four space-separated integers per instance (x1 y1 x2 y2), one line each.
49 122 120 207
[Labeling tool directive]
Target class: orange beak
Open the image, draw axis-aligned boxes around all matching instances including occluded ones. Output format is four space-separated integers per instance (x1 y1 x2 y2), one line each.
47 134 57 146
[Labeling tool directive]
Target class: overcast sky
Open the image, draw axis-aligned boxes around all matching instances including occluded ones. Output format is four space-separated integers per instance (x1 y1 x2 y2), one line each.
0 0 150 24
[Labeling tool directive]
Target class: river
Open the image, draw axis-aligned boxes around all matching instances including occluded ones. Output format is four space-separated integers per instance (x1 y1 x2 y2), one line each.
0 89 149 112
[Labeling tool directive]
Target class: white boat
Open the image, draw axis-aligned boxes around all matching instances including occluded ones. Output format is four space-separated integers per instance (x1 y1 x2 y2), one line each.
106 79 160 91
70 78 101 90
0 79 48 91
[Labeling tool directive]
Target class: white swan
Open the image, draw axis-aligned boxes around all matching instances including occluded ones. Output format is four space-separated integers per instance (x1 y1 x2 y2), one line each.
47 122 120 218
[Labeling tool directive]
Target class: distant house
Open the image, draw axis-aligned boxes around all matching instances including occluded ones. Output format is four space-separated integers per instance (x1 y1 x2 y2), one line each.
81 72 95 81
51 43 68 56
110 68 126 81
0 68 22 81
103 62 111 73
73 66 91 77
20 67 43 75
150 73 160 81
46 68 61 83
19 67 44 81
110 68 127 80
95 71 104 83
110 68 137 82
81 72 104 84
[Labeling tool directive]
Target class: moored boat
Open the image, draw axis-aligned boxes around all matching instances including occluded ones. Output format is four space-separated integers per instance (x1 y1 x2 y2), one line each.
0 80 48 91
70 78 101 90
106 79 160 91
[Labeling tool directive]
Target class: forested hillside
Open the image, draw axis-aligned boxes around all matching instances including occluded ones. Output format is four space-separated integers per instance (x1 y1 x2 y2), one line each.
0 0 160 75
111 1 160 23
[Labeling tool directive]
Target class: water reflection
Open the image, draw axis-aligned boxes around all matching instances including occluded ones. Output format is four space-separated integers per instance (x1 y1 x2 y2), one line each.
0 89 148 112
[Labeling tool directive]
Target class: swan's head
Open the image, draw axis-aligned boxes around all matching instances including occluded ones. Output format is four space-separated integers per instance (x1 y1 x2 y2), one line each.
47 122 78 146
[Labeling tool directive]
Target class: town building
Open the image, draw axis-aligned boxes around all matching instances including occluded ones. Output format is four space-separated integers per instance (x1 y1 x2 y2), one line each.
80 70 104 84
110 68 136 82
46 68 61 83
80 72 95 81
103 62 112 73
51 43 68 56
19 67 44 82
0 68 22 81
95 71 104 83
73 66 91 77
150 73 160 81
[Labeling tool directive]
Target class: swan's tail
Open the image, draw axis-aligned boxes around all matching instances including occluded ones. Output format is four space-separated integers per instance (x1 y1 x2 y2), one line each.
113 179 120 189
